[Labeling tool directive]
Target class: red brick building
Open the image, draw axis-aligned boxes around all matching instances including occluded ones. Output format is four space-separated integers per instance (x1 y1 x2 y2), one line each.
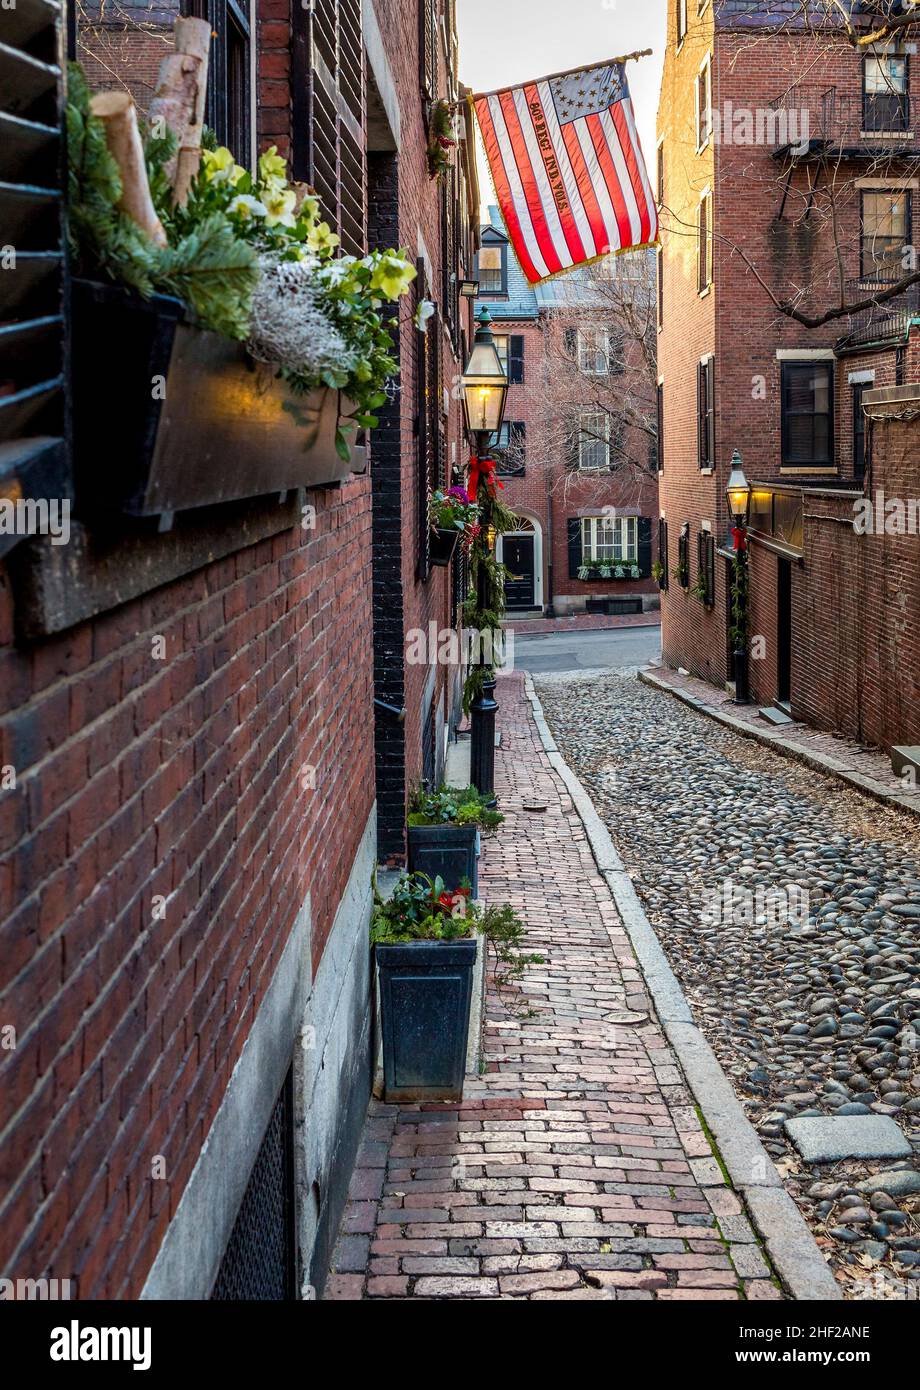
657 0 920 752
476 209 659 617
1 0 477 1300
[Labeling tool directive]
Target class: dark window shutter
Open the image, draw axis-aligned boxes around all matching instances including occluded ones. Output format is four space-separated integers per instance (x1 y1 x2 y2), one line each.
567 518 583 577
657 518 669 590
0 0 68 562
563 327 577 358
637 517 652 579
607 328 624 375
509 334 525 383
416 259 432 578
420 0 438 100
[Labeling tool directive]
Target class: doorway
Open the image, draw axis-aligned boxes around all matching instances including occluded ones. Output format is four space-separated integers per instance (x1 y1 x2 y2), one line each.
503 534 536 609
777 558 792 707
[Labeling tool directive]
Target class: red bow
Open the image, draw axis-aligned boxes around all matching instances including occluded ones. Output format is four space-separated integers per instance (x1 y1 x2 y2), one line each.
732 526 747 553
467 455 504 504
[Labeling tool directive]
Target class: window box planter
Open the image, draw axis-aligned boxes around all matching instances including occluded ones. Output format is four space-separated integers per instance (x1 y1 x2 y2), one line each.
407 822 479 895
376 939 478 1102
429 526 461 568
71 278 365 522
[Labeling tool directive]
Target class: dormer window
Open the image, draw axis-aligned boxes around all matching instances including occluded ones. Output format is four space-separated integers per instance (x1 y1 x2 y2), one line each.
477 233 508 296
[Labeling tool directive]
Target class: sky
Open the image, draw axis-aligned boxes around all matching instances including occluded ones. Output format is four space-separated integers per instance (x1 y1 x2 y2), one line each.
456 0 666 219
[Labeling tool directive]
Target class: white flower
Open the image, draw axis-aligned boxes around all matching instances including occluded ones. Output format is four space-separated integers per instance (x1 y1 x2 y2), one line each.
247 255 356 377
228 194 268 220
415 298 436 332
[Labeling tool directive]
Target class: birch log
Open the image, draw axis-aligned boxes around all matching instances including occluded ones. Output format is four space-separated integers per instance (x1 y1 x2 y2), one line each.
147 15 212 206
89 91 167 248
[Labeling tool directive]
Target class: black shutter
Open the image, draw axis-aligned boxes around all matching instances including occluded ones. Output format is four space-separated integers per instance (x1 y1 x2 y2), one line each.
657 518 669 590
563 327 577 358
607 328 624 375
416 259 432 579
508 334 524 383
420 0 438 100
0 0 69 561
637 517 652 579
567 518 583 577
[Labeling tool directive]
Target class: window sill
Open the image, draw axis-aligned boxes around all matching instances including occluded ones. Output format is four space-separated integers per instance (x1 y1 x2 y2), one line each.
699 466 714 476
698 283 712 298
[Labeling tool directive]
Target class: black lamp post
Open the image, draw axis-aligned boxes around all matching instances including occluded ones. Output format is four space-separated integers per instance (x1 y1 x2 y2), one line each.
726 450 753 706
461 306 509 802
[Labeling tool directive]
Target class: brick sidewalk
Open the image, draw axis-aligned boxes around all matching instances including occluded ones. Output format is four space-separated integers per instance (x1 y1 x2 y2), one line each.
326 672 780 1301
504 612 661 636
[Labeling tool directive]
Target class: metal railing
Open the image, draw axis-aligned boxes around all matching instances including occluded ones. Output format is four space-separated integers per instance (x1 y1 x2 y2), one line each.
768 84 920 154
836 277 920 348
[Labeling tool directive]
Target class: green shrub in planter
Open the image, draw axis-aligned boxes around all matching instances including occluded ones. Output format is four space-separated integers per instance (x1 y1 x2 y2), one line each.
407 786 503 895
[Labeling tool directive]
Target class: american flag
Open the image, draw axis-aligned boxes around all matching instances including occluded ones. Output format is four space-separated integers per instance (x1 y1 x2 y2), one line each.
474 61 658 284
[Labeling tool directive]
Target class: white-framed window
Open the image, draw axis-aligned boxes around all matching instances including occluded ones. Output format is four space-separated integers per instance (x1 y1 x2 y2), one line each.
578 327 609 374
696 54 712 150
676 0 687 47
578 411 610 470
581 515 638 564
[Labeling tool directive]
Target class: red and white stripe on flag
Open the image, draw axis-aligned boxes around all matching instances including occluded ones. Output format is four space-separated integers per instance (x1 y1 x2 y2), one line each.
474 61 659 285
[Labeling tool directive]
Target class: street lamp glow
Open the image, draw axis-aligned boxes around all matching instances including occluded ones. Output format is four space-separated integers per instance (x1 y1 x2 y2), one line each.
461 307 508 439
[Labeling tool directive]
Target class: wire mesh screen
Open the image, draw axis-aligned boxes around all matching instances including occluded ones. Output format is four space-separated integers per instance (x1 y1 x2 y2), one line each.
211 1066 297 1300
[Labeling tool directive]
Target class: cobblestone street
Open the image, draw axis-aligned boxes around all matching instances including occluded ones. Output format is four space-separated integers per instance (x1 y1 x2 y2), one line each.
536 670 920 1299
328 674 781 1300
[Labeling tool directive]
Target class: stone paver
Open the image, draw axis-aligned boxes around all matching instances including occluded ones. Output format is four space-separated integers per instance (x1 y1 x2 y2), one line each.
536 668 920 1300
327 673 775 1300
785 1115 913 1163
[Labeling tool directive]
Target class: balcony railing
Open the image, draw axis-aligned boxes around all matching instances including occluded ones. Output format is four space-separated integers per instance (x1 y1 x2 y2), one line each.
768 84 919 157
835 277 920 349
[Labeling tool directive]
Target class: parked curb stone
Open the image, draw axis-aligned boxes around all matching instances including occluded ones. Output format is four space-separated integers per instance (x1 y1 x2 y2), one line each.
638 667 920 820
523 673 843 1302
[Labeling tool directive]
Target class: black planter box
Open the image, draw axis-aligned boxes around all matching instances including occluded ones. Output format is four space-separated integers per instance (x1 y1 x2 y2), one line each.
376 939 477 1102
407 822 478 895
429 527 460 567
71 279 365 522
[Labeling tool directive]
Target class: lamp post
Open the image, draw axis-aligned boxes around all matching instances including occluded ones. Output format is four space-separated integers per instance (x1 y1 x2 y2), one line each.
461 306 509 802
726 450 753 706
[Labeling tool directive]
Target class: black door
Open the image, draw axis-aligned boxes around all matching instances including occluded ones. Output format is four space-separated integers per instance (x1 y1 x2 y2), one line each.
503 535 536 609
777 559 792 706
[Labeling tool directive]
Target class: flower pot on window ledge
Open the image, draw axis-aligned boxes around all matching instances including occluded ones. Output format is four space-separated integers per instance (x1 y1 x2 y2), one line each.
71 279 366 522
429 526 461 567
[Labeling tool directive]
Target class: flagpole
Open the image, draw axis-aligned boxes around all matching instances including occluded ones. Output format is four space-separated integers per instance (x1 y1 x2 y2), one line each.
470 48 654 103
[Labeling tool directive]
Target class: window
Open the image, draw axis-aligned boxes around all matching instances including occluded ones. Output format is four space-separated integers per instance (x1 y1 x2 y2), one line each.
698 189 712 291
658 517 669 590
578 327 609 374
578 412 610 470
494 334 524 382
697 357 715 469
676 0 687 46
864 54 909 133
491 420 526 474
861 190 911 282
184 0 252 166
420 0 438 100
853 384 867 482
477 238 508 295
696 56 712 148
697 530 716 607
656 381 665 473
581 516 638 565
781 361 833 468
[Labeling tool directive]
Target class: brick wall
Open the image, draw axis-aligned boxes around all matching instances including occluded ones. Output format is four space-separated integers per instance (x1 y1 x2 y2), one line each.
0 481 374 1297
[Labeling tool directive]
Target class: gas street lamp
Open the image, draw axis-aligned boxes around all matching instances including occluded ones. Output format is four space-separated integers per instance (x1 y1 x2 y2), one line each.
726 450 752 706
461 306 509 803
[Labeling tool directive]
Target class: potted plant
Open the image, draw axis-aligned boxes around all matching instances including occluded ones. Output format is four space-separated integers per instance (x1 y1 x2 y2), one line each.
429 487 479 567
66 59 416 520
372 872 478 1102
372 873 540 1099
407 784 503 895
